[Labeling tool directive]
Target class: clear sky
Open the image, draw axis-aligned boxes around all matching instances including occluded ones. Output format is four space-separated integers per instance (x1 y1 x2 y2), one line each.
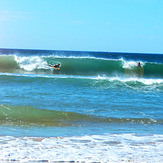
0 0 163 53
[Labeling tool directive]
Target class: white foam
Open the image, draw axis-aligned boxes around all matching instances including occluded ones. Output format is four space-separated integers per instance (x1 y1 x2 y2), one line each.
0 72 163 86
94 75 163 85
123 60 145 69
0 134 163 162
14 56 49 71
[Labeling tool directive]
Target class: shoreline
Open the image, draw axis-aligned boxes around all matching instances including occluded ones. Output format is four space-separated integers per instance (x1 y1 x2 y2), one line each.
0 134 162 163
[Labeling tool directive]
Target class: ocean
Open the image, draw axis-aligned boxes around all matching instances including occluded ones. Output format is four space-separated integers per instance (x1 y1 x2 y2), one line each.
0 48 163 162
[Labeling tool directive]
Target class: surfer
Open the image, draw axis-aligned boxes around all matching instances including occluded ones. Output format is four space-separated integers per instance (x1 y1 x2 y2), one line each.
48 63 60 69
138 62 141 67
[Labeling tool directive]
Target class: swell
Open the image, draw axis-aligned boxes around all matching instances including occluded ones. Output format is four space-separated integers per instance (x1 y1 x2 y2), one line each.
0 72 163 92
0 55 19 69
0 55 163 78
143 62 163 78
0 105 162 126
45 56 124 76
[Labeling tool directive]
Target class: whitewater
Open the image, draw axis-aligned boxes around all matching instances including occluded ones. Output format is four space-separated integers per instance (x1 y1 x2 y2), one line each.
0 48 163 162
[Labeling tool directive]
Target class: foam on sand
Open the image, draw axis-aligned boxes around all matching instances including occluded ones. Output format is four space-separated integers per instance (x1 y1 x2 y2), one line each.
0 134 163 162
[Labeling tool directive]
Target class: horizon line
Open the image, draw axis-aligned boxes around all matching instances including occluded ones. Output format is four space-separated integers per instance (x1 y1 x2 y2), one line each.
0 47 163 55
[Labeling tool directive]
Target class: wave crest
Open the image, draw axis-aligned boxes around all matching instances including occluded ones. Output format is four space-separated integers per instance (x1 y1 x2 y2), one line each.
0 54 162 78
14 56 49 71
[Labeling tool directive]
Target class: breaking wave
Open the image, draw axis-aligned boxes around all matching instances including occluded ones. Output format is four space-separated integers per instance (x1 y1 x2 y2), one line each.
0 55 162 78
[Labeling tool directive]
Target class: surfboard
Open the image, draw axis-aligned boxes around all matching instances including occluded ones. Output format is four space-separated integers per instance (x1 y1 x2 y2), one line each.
53 67 60 70
48 65 60 70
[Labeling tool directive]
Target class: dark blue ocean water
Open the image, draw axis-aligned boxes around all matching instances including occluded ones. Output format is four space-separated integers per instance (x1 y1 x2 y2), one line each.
0 49 163 162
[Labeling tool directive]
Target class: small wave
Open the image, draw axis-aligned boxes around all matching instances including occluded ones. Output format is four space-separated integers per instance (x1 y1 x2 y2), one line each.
0 105 162 127
0 72 163 87
108 77 163 85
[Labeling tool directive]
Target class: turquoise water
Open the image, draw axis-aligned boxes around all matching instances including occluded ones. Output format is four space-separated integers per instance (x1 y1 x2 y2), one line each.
0 49 163 162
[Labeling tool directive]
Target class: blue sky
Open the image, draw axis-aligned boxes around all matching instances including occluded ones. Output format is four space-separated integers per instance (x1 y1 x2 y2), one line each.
0 0 163 53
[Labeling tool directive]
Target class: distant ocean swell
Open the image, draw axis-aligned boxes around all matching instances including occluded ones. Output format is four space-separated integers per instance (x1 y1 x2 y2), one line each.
0 55 163 78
